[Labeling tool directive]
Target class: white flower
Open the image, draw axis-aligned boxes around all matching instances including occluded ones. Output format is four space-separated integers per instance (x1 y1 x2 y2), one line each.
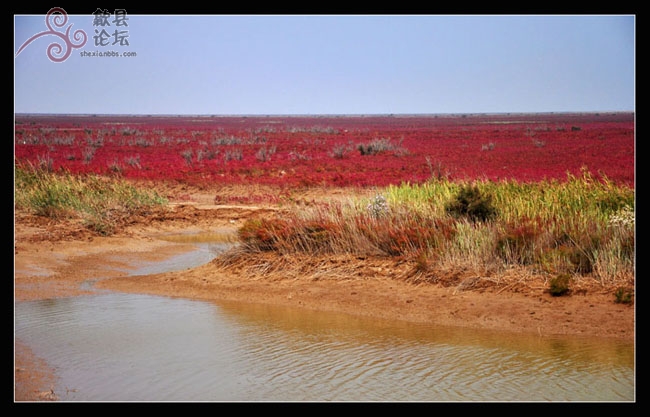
609 205 634 228
367 194 390 218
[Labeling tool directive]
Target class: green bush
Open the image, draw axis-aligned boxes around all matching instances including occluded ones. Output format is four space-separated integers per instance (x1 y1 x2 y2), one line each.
614 287 634 304
548 273 571 296
445 185 497 222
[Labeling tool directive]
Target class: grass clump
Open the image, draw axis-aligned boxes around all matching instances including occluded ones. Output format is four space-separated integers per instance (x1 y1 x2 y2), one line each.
228 169 634 290
15 162 167 235
357 137 407 156
548 273 572 296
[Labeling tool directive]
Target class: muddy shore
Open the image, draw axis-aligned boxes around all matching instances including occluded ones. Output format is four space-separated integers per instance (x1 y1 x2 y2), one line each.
14 186 635 401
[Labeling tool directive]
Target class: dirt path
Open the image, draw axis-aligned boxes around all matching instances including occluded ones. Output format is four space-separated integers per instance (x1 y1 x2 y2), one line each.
13 186 635 402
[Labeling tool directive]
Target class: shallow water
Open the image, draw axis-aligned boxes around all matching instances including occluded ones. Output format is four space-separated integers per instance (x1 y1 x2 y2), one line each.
14 233 635 402
14 294 635 402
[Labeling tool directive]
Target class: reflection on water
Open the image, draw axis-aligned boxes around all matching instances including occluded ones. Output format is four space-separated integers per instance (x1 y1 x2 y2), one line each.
79 240 231 292
15 294 634 402
128 242 231 276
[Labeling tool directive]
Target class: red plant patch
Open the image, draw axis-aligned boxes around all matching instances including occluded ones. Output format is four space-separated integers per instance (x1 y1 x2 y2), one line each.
14 112 635 189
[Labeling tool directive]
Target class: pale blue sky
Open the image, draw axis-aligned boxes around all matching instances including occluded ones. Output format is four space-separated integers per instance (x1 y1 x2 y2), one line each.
14 14 635 115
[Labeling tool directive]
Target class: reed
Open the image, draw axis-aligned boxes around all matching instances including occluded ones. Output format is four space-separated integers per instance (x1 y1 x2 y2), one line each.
233 169 634 286
15 162 167 235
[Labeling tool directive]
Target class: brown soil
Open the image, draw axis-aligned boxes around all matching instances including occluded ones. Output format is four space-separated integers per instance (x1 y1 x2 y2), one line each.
14 184 635 402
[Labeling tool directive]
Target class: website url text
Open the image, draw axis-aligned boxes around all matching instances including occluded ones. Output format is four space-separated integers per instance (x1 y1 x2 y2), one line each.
79 50 137 58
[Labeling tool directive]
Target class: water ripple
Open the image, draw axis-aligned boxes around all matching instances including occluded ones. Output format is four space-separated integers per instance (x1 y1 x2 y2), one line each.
15 242 635 402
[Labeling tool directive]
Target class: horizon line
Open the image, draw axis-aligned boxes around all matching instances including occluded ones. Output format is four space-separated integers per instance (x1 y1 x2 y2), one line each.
14 110 634 118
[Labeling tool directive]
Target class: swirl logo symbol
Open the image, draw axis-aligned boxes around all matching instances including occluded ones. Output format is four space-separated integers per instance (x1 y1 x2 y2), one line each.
15 7 87 63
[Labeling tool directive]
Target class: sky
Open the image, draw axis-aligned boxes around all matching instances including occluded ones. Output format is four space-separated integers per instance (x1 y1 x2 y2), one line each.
13 13 635 115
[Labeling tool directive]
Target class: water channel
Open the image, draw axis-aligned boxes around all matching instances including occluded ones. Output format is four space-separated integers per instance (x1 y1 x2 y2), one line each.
15 234 635 402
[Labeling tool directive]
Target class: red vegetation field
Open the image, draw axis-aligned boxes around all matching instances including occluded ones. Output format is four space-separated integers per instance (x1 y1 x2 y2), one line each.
14 112 635 190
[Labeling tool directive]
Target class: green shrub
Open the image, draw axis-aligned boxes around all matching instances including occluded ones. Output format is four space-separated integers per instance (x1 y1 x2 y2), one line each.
548 273 571 296
614 287 634 304
445 185 497 222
